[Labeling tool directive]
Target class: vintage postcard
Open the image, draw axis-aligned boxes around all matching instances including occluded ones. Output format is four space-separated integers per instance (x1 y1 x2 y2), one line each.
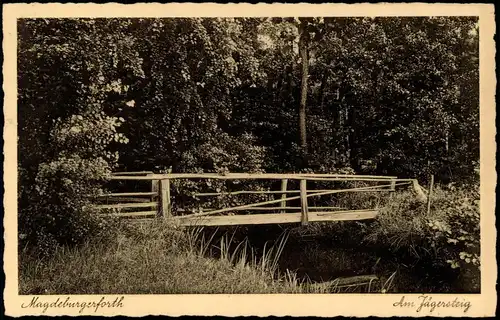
3 3 496 317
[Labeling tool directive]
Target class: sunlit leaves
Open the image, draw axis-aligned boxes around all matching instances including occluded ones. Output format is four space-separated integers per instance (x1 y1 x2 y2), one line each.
51 110 128 162
427 184 480 271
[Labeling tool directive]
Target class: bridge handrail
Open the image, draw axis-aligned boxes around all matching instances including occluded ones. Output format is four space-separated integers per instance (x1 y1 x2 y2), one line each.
95 172 420 224
109 173 399 181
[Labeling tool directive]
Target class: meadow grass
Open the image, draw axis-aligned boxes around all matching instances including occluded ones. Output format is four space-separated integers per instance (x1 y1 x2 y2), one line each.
19 220 328 294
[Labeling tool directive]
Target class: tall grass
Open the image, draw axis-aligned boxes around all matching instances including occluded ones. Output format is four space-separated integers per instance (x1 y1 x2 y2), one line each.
19 220 326 294
288 183 480 293
363 190 435 251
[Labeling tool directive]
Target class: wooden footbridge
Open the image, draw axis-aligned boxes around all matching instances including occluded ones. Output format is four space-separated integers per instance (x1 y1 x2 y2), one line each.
93 172 419 227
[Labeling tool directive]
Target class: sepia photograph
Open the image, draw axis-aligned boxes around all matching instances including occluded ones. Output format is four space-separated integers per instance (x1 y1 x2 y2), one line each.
3 3 496 317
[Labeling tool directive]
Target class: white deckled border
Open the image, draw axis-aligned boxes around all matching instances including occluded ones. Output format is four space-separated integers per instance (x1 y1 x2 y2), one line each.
3 3 496 317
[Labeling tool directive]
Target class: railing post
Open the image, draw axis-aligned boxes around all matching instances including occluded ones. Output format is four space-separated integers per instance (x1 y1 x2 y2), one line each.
300 179 309 225
280 179 288 213
160 179 171 219
390 179 396 191
389 179 396 200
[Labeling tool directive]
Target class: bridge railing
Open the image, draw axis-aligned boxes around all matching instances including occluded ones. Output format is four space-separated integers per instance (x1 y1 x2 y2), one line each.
93 172 415 226
92 171 159 218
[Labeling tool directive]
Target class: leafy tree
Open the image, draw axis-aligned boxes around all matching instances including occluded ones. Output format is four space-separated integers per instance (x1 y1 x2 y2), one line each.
18 17 479 253
18 19 142 253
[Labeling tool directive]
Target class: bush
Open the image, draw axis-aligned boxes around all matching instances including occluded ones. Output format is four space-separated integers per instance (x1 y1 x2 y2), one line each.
18 101 129 257
171 132 269 213
19 154 118 257
425 184 480 272
359 182 480 291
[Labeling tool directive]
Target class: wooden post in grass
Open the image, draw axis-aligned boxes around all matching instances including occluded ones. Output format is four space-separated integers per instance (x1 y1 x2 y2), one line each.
390 179 396 191
160 179 171 219
280 179 288 213
300 179 309 225
389 178 396 200
426 175 434 215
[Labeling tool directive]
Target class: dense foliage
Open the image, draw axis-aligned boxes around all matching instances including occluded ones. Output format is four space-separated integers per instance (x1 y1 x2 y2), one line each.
18 17 479 255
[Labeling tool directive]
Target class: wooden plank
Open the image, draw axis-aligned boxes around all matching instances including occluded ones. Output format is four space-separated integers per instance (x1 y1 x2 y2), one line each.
95 202 158 209
307 211 378 222
176 213 303 226
195 190 299 196
97 192 158 197
313 209 378 216
174 210 378 227
194 188 391 197
96 197 152 203
280 179 288 213
390 179 396 191
196 209 373 216
160 179 171 219
300 179 309 225
111 172 397 179
112 171 153 175
109 211 157 217
199 206 342 211
110 173 398 181
290 173 397 179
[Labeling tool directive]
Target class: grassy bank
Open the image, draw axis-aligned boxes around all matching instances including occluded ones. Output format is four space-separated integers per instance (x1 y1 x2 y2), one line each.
282 184 481 293
19 220 327 294
19 184 479 294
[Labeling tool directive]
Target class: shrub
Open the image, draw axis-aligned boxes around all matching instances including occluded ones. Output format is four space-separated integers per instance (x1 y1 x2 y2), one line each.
425 184 480 272
19 154 118 257
171 132 269 213
364 183 480 267
19 101 129 256
358 182 480 291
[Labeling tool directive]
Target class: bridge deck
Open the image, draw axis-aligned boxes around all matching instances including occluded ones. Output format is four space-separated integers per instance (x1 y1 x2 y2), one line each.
174 210 378 227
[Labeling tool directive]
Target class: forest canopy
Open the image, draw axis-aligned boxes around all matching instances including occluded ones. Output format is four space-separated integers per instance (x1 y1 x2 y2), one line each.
18 17 479 198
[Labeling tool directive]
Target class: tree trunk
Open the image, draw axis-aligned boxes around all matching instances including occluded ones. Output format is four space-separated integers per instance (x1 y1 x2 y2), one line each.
298 21 310 167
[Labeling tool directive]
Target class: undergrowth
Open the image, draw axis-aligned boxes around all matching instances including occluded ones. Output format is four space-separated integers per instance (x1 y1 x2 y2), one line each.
19 220 328 294
295 182 480 293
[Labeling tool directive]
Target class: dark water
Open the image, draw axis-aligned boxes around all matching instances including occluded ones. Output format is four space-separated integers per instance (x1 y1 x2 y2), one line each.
197 223 478 293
